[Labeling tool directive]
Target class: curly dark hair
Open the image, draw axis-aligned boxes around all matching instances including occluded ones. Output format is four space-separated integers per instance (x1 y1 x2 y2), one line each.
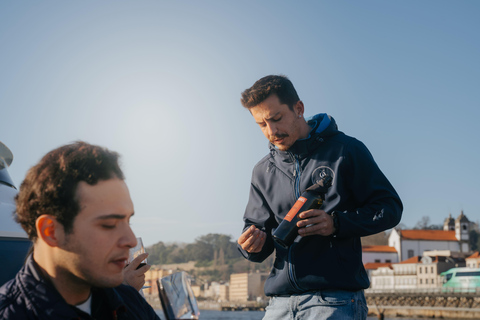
240 75 300 110
15 141 125 241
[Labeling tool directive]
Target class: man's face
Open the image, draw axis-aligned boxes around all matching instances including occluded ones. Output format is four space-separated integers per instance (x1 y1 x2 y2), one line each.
56 178 136 288
250 94 305 151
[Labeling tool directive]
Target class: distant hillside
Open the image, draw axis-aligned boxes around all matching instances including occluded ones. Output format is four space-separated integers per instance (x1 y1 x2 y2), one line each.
145 233 274 282
361 231 389 246
146 231 394 282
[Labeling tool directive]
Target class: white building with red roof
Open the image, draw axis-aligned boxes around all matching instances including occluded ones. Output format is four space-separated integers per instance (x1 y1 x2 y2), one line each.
388 212 471 261
392 256 421 290
370 265 394 290
466 251 480 268
362 245 398 264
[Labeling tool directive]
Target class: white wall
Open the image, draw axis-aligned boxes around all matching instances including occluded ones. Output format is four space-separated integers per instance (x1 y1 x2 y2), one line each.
401 240 461 261
362 251 398 264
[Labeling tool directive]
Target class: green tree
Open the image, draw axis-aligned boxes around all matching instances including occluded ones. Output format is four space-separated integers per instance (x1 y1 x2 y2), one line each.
470 222 480 251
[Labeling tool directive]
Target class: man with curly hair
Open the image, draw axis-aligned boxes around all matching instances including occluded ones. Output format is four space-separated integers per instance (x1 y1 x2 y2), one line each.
0 141 159 320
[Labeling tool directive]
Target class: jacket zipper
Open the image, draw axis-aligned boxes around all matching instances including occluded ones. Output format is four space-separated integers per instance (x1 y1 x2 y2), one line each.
288 153 303 292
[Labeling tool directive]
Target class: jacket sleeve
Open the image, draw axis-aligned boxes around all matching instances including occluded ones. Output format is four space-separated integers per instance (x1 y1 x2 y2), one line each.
237 179 276 263
334 138 403 238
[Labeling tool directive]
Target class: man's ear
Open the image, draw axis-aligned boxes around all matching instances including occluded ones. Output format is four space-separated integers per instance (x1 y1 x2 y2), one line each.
36 215 63 247
294 100 305 117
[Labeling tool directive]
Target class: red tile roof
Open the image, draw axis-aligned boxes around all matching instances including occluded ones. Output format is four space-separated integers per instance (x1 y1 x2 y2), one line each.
467 252 480 259
400 230 457 241
362 245 397 253
399 256 422 264
364 262 392 270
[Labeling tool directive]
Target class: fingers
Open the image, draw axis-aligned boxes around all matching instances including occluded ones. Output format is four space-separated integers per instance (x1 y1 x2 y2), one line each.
123 258 150 291
136 263 151 273
132 253 149 266
297 210 335 236
237 226 266 253
237 225 256 243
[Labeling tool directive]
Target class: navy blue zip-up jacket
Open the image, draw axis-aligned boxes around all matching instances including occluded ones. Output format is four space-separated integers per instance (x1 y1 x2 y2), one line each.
0 255 160 320
238 113 403 296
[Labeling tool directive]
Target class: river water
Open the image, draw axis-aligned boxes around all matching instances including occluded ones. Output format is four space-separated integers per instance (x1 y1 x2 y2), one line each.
156 309 423 319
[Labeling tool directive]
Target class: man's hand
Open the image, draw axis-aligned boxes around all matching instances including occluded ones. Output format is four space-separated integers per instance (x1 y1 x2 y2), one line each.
123 252 150 291
237 225 266 253
297 209 335 237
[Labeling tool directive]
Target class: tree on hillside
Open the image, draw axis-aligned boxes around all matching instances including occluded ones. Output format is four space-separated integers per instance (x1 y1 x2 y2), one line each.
194 234 241 262
146 233 242 266
470 222 480 252
147 241 183 265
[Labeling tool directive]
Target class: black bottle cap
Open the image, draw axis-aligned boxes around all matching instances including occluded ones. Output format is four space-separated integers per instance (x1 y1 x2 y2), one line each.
306 176 333 194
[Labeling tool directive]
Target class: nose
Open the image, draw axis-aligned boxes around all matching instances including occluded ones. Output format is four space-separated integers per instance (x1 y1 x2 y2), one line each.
122 225 138 249
265 122 278 137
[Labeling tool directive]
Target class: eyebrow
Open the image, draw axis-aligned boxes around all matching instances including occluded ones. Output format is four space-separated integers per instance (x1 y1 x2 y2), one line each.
95 213 135 220
256 112 281 124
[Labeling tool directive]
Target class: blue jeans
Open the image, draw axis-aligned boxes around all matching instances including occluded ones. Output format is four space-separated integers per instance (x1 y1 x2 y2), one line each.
262 290 367 320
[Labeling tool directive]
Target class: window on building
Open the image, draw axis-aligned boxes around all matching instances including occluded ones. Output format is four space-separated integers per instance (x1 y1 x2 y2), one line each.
375 259 380 263
425 267 428 274
386 259 391 263
431 267 434 273
419 268 422 274
420 279 422 284
408 250 414 258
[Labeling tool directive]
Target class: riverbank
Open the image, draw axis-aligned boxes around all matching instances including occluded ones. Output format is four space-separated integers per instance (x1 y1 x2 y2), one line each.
146 294 480 319
368 304 480 319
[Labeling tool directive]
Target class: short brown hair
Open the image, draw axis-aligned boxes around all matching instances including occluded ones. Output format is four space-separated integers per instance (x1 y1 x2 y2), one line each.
240 75 300 110
15 141 125 240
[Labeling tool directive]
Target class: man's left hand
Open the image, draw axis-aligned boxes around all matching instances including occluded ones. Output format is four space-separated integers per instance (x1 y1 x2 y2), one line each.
297 209 335 237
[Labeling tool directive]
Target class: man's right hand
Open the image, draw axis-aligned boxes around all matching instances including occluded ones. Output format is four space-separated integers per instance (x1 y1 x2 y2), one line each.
237 225 266 253
123 253 150 291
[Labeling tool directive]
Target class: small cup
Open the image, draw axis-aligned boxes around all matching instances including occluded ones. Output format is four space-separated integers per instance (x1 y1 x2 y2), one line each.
128 237 147 269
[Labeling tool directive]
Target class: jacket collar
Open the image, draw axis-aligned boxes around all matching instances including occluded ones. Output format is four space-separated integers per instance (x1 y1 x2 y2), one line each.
19 254 127 319
269 113 338 161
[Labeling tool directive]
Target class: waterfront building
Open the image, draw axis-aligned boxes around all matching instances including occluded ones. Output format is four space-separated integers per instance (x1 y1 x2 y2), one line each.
369 251 466 291
362 245 398 264
229 272 268 302
416 255 464 289
191 284 201 297
392 256 421 290
144 267 174 296
466 251 480 268
388 212 471 261
204 281 229 301
364 262 392 284
370 265 394 290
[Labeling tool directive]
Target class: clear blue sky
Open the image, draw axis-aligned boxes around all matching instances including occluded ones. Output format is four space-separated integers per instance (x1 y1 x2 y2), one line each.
1 1 479 246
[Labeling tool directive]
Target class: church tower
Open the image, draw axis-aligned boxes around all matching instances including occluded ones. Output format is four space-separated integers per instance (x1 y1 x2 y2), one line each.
455 211 470 252
443 214 455 231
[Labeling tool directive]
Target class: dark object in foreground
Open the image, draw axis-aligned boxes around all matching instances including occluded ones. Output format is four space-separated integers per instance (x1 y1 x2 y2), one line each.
157 271 200 320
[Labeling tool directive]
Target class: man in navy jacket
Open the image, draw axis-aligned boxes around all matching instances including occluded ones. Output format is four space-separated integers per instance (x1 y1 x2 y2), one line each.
0 141 159 320
237 75 402 319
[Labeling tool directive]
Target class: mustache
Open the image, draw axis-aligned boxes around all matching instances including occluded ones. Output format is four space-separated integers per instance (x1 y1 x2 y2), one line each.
270 134 289 142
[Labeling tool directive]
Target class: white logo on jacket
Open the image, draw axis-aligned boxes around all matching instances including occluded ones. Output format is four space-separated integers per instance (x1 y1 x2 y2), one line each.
311 166 335 185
